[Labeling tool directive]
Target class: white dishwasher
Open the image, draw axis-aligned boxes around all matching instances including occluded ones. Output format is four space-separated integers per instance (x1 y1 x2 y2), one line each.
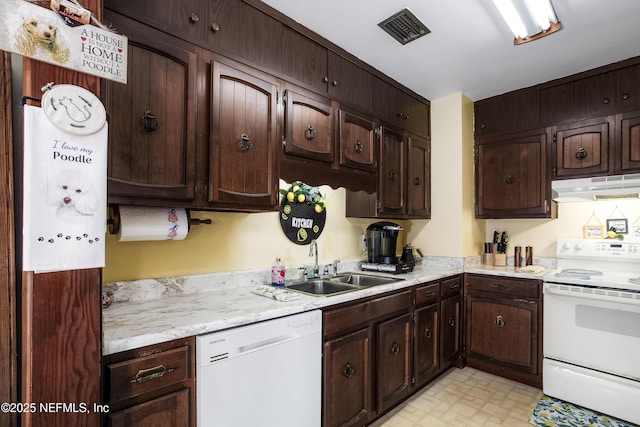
196 310 322 427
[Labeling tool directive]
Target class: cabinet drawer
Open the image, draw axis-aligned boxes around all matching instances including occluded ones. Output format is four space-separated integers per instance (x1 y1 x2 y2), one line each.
466 274 540 299
415 283 439 306
324 290 412 338
107 346 190 403
440 276 462 299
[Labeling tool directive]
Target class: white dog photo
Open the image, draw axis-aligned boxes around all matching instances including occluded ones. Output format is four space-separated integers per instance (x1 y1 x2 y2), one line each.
48 169 99 222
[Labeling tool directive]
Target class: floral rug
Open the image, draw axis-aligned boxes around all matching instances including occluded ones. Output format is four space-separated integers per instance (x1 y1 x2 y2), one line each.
529 395 638 427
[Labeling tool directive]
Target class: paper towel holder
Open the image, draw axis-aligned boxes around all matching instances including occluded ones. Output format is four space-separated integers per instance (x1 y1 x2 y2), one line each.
107 205 211 235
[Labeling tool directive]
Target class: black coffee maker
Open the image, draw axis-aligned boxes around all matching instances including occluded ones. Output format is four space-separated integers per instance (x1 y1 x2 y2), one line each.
366 222 402 264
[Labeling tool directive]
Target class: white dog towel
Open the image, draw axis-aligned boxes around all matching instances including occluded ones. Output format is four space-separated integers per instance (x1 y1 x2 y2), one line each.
23 104 107 272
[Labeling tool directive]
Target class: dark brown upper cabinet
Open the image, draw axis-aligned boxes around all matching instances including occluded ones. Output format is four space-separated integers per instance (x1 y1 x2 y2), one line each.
373 77 430 138
207 59 279 209
407 134 431 218
283 89 334 163
339 109 376 172
476 129 552 219
552 117 613 179
474 89 539 137
103 11 197 203
617 110 640 174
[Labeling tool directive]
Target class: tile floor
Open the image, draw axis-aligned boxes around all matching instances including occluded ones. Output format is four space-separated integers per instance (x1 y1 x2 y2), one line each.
371 367 543 427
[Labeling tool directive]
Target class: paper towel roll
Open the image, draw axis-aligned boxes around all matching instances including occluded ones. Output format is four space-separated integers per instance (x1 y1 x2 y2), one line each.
117 206 189 242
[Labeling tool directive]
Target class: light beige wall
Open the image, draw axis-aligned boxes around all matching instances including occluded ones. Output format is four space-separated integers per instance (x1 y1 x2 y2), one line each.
486 199 640 257
408 93 484 257
104 185 380 282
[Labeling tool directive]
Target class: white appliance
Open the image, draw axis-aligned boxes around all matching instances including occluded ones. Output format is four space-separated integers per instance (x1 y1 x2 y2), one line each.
552 173 640 202
543 239 640 425
196 310 322 427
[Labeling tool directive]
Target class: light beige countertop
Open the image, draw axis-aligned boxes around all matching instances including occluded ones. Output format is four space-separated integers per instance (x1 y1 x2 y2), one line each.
102 256 554 356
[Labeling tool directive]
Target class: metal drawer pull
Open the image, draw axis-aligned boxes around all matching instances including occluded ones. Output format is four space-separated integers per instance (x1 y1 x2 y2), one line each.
391 343 400 355
424 328 432 339
239 134 253 151
141 111 159 132
389 170 398 181
576 147 588 160
189 13 200 23
354 140 363 153
424 291 434 297
448 316 455 327
496 315 505 328
304 125 317 140
491 283 506 289
210 22 220 32
343 362 356 378
506 174 515 184
129 364 175 384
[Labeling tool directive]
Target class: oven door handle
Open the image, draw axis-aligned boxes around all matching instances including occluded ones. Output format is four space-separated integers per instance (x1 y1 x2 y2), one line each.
544 283 640 306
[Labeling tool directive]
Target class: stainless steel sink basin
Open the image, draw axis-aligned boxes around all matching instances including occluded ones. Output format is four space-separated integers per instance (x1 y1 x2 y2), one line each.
286 279 360 296
286 273 402 296
330 273 400 287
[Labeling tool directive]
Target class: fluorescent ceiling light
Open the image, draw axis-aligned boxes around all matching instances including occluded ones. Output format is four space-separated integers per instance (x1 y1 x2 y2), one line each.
491 0 561 44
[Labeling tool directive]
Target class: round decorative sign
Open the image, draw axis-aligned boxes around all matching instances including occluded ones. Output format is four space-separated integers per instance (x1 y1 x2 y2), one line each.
41 84 107 135
279 181 326 245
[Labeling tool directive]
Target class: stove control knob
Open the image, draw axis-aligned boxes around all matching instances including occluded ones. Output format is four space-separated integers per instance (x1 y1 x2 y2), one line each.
562 241 572 251
573 241 584 251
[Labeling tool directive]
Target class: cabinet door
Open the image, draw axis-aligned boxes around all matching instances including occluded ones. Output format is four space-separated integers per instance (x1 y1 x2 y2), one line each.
323 328 373 427
202 0 283 72
413 304 438 387
553 117 613 178
439 294 460 370
373 77 430 137
376 313 412 414
465 295 538 375
283 90 334 163
328 52 372 111
107 389 189 427
208 61 278 208
282 27 328 93
407 133 431 218
617 110 640 174
539 71 617 124
339 110 376 172
474 89 539 136
103 13 197 203
476 129 551 218
617 64 640 111
378 126 406 216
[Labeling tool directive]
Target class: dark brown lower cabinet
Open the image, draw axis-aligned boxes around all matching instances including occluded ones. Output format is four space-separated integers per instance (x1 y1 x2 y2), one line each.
103 337 195 427
464 274 542 388
376 313 412 413
323 328 373 427
107 390 189 427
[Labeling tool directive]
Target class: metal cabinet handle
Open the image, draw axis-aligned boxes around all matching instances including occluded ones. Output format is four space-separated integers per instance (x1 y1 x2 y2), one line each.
398 112 410 120
424 290 434 297
189 13 200 23
506 174 515 184
210 22 220 32
622 93 630 100
239 134 253 151
448 316 455 327
424 328 432 339
141 111 159 132
576 147 588 160
389 170 398 182
354 140 363 153
602 97 610 104
304 125 317 140
343 362 356 378
491 283 506 289
413 177 422 185
129 364 175 384
496 315 505 328
391 342 400 355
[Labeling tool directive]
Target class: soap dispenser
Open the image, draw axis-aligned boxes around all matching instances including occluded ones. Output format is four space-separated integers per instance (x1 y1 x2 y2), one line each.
271 256 285 287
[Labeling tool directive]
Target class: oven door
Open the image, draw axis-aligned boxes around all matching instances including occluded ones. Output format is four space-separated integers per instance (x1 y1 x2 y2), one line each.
543 282 640 380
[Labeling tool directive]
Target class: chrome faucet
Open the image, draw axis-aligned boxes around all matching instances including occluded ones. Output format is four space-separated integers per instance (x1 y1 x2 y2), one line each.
309 239 319 278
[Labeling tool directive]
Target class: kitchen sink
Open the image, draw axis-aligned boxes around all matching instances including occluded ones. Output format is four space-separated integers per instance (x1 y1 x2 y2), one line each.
331 273 400 287
286 279 361 296
286 273 402 296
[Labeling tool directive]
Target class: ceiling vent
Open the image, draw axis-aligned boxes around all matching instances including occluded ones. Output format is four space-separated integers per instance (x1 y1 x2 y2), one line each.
378 8 431 45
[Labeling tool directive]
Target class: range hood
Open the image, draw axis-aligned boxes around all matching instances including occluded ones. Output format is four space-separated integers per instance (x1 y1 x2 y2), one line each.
552 174 640 202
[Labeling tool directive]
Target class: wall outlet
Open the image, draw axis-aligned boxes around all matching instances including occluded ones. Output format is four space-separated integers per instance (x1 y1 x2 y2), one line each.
361 234 367 252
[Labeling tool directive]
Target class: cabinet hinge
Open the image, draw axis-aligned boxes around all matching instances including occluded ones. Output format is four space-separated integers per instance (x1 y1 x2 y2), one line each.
552 167 557 176
553 133 557 143
282 91 287 104
375 126 382 138
281 136 286 149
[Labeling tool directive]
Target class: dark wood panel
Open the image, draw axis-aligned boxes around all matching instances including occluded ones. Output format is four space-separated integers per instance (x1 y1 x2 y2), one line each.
407 134 430 218
378 126 405 216
376 313 412 414
474 89 539 136
282 27 328 93
413 304 438 387
553 117 613 178
283 89 334 163
328 52 372 111
339 109 376 172
617 110 640 174
439 294 460 369
0 51 17 427
107 389 189 427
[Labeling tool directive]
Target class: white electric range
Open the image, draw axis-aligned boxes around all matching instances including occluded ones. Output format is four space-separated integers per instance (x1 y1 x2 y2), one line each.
543 238 640 425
